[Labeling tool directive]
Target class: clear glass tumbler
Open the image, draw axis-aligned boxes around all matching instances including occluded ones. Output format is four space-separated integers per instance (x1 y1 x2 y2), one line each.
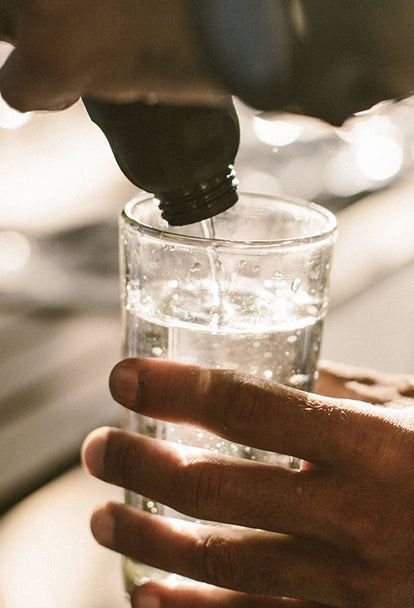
119 192 337 592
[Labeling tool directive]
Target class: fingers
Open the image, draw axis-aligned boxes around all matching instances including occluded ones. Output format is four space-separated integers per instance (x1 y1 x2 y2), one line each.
82 428 354 548
91 502 354 606
0 3 71 111
108 358 405 476
317 361 414 407
131 581 327 608
82 427 414 561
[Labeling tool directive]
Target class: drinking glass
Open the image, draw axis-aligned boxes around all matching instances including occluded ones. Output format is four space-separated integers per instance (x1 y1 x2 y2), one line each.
119 192 337 591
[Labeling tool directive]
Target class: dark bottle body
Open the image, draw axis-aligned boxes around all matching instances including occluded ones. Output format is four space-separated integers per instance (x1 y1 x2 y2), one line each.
84 98 240 225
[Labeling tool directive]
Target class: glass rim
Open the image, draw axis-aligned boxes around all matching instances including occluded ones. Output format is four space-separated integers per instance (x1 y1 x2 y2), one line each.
122 192 337 249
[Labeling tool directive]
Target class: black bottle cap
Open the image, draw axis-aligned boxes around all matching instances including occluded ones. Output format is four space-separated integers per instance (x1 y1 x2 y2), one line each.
157 166 238 225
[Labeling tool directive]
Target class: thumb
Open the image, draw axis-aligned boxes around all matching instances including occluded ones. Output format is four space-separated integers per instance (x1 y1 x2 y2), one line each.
0 47 79 112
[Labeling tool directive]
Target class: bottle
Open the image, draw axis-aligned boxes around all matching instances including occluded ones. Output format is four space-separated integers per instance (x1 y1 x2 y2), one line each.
83 98 240 225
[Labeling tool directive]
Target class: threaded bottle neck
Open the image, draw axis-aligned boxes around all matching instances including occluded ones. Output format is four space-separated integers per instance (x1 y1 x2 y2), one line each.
156 166 238 225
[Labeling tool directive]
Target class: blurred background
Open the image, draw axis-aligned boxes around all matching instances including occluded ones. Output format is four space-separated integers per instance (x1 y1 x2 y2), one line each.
0 38 413 607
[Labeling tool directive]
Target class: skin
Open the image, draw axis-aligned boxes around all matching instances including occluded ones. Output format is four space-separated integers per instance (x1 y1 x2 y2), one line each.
0 0 225 112
0 0 413 121
81 358 414 608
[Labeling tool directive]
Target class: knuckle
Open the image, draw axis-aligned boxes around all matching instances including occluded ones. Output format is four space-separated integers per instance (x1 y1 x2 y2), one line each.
348 503 390 558
174 454 224 517
338 564 408 608
0 88 30 112
222 374 262 440
195 533 236 589
344 492 412 561
338 567 380 608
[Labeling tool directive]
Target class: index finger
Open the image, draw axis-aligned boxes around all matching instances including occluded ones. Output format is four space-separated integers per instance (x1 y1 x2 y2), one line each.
109 358 406 477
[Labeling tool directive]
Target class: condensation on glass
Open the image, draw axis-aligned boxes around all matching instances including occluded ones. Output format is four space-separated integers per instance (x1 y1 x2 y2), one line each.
119 192 337 592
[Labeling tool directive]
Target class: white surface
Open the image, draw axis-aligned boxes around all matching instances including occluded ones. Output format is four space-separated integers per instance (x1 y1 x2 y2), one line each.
323 260 414 373
322 175 414 374
0 312 121 510
0 467 129 608
328 175 414 308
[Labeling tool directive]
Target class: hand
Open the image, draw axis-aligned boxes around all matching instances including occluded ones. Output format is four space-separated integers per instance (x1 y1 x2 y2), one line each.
0 0 223 112
82 358 414 607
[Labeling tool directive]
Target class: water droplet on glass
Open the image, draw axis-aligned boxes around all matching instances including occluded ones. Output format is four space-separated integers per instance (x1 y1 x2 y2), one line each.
151 346 163 356
191 262 201 273
287 335 297 343
309 264 320 280
291 278 301 292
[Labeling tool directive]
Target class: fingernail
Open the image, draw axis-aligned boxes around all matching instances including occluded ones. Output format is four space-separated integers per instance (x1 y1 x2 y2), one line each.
91 506 115 547
110 362 139 407
131 587 160 608
81 427 110 477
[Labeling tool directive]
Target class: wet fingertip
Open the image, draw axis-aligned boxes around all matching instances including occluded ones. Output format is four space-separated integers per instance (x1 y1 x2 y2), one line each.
109 361 140 407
